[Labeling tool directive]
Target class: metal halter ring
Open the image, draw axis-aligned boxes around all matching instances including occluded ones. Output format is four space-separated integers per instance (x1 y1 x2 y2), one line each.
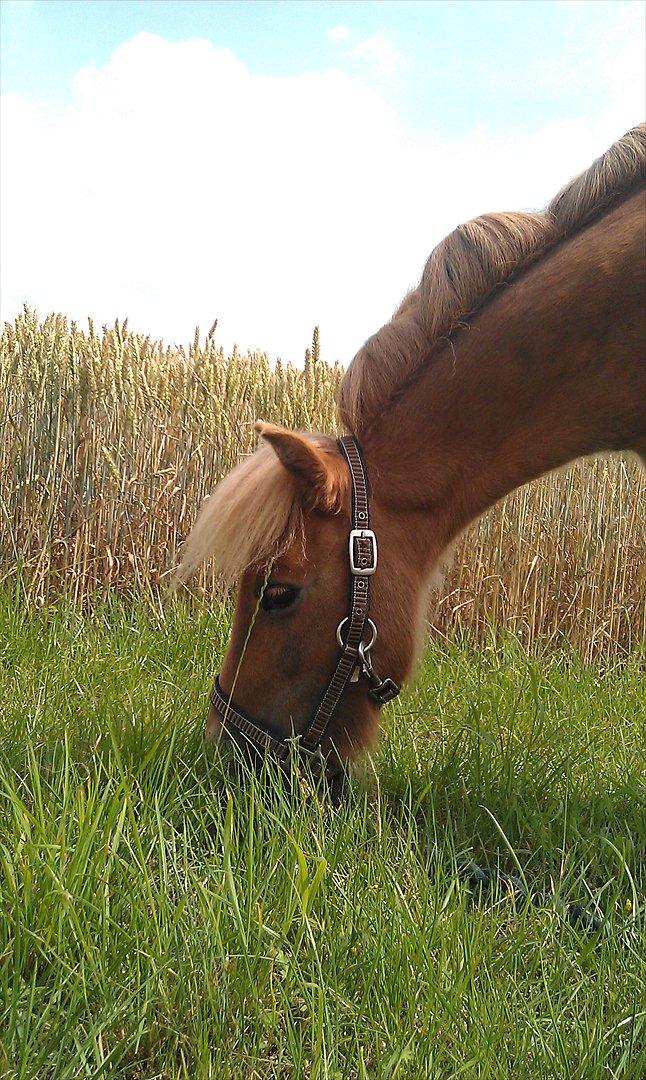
336 616 377 652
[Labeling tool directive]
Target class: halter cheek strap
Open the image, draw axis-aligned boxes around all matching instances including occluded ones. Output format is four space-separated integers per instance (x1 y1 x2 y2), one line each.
209 434 400 777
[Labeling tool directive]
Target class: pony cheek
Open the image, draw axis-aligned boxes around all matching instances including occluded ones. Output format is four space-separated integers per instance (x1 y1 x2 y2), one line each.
278 641 302 679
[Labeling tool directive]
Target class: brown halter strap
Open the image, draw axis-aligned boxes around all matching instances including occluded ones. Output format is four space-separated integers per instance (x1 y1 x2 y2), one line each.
209 434 400 776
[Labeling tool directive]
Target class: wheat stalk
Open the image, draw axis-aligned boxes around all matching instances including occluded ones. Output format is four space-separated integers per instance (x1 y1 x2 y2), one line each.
1 308 643 657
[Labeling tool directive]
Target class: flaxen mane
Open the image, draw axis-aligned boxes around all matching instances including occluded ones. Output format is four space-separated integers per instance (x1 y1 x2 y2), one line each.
176 429 345 584
175 441 304 585
338 123 646 436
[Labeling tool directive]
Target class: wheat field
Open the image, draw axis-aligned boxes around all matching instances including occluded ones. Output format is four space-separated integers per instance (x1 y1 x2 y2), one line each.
1 307 644 656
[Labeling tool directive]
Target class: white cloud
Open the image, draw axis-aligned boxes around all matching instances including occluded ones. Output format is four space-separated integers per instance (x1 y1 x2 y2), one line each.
327 25 350 42
1 31 643 364
351 32 401 76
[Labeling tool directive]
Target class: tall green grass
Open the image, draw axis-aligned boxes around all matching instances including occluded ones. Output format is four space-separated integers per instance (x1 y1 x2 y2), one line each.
1 308 644 655
1 593 644 1077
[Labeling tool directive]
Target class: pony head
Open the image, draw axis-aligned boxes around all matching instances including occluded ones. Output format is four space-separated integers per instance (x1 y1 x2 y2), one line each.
176 421 426 778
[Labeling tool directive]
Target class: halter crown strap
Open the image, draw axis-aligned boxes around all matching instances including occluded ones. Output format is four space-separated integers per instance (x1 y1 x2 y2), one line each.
299 435 374 750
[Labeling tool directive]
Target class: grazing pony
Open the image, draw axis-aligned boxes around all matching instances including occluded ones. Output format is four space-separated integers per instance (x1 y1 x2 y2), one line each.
177 124 645 784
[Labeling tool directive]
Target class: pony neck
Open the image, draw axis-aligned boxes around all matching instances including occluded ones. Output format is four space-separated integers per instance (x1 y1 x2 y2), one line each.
361 190 645 575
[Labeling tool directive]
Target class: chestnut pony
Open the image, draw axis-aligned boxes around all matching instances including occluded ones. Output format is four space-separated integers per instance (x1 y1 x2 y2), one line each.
178 124 645 783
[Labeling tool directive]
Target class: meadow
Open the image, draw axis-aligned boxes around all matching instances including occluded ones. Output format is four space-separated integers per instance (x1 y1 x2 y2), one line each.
1 311 645 1077
1 594 645 1078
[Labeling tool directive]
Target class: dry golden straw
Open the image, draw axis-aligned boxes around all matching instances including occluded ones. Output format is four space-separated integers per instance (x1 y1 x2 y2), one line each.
1 308 644 657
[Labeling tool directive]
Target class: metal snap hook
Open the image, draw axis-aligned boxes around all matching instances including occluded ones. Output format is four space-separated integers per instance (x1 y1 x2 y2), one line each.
357 639 374 672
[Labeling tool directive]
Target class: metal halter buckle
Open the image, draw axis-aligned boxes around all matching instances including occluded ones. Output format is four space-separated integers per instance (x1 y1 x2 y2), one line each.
349 528 377 575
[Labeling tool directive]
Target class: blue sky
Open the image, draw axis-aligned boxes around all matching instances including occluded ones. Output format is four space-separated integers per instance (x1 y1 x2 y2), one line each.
3 1 642 134
1 0 644 360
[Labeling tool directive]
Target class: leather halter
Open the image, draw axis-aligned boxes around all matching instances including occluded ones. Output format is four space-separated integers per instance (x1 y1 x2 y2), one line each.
209 435 400 778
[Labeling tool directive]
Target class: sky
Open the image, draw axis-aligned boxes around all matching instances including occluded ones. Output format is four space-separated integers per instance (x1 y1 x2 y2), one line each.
1 0 644 363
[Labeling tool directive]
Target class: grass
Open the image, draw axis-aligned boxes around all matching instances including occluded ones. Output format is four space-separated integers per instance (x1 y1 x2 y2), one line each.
2 308 644 656
2 305 644 1075
1 591 644 1078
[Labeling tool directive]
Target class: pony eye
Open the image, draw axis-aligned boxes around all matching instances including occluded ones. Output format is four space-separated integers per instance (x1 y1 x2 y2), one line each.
261 584 301 613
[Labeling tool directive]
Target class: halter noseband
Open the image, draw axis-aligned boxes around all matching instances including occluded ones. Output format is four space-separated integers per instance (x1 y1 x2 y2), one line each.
209 435 400 778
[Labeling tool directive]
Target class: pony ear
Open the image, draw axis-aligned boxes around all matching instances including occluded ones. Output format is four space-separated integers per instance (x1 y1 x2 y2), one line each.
255 421 347 512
